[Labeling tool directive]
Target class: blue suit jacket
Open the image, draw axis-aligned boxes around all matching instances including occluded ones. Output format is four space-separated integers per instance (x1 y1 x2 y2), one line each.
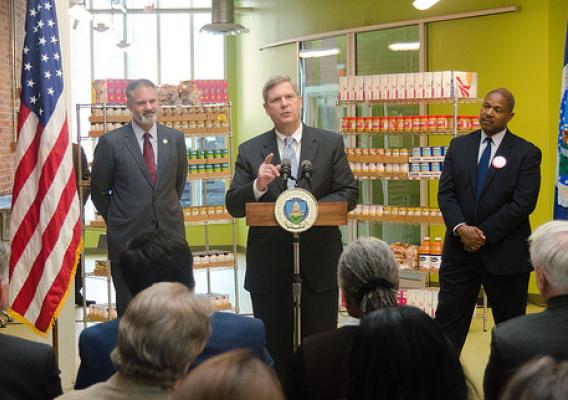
75 312 273 389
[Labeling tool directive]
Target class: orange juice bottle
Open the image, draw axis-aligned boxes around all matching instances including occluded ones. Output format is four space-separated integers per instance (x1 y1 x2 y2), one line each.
418 237 431 271
430 237 443 271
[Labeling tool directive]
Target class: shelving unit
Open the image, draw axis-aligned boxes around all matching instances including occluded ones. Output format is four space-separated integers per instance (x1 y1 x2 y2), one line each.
76 102 239 324
338 85 479 286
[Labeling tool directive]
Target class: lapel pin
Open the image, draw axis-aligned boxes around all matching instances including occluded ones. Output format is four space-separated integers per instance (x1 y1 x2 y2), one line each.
163 138 168 144
492 156 506 169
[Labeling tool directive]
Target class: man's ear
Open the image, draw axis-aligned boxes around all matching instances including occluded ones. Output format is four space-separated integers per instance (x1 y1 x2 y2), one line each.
535 267 547 292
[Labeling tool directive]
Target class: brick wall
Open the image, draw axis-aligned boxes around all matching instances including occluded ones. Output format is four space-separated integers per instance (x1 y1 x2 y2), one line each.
0 0 25 196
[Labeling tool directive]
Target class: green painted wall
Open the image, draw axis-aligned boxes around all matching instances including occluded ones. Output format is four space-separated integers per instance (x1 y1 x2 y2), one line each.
230 0 568 291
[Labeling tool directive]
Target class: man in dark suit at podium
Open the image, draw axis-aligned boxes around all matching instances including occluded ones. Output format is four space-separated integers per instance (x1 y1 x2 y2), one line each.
436 88 541 354
225 75 358 381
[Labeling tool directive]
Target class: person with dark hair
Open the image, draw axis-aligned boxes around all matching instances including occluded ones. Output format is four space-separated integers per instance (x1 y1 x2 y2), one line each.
74 229 272 389
285 237 399 400
436 87 542 354
348 306 473 400
0 242 63 399
226 74 358 382
60 282 211 399
500 356 568 400
483 220 568 400
91 78 188 316
72 143 94 306
172 349 284 400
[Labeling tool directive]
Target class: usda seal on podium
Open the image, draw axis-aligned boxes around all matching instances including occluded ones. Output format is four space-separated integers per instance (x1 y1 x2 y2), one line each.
274 188 318 233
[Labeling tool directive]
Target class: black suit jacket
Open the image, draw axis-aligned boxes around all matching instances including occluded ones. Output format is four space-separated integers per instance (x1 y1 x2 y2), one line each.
483 295 568 400
91 123 187 262
0 333 62 399
285 325 358 400
225 125 358 294
438 130 541 275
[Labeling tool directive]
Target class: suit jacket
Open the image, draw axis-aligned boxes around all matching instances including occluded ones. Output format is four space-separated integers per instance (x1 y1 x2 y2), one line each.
438 130 541 275
60 373 170 400
74 312 273 389
0 333 62 400
90 123 187 262
225 125 358 294
483 295 568 400
285 325 358 400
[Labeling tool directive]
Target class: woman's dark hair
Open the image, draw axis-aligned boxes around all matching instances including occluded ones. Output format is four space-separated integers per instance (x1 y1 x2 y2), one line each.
348 306 470 400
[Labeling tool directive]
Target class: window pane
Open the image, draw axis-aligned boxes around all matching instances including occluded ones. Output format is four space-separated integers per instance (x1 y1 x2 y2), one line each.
160 14 192 83
126 14 158 81
300 36 346 131
158 0 211 7
92 15 125 79
193 13 224 79
355 26 420 244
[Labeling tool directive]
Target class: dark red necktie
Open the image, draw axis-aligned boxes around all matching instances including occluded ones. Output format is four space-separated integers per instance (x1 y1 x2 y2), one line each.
143 132 157 184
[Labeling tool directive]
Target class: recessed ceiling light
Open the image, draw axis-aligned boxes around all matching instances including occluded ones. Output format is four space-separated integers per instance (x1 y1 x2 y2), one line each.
388 42 420 51
412 0 440 11
299 48 340 58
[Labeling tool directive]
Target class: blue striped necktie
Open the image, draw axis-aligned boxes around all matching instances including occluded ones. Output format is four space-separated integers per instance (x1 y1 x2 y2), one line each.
476 137 492 200
283 136 298 189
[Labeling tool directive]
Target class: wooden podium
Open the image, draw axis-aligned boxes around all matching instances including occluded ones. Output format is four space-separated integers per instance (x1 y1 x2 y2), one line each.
245 201 349 349
245 201 348 227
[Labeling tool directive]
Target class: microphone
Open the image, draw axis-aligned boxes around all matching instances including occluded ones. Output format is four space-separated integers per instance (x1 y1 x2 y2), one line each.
280 158 292 188
299 160 313 180
298 160 313 190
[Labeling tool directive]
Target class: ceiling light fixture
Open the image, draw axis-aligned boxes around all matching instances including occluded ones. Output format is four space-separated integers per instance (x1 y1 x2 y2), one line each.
68 0 93 29
200 0 249 35
93 22 110 32
412 0 440 10
388 42 420 51
299 48 341 58
117 39 131 50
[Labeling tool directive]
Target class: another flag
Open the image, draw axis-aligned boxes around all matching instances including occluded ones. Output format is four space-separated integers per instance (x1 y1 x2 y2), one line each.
9 0 81 334
555 22 568 220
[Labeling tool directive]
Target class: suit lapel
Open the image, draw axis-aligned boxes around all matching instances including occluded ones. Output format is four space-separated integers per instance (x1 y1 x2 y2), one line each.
297 124 318 190
468 131 482 199
478 130 513 199
156 125 170 187
123 124 155 188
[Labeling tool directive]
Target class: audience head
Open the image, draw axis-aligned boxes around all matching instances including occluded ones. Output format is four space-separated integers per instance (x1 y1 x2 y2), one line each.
529 220 568 300
501 356 568 400
172 349 284 400
348 306 469 400
111 282 210 388
120 229 195 296
338 237 399 318
0 241 9 310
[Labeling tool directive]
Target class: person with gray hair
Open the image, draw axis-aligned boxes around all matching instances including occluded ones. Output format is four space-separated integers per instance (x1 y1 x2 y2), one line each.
91 78 188 316
484 220 568 400
226 74 357 382
0 242 63 399
285 237 399 400
500 356 568 400
59 282 211 399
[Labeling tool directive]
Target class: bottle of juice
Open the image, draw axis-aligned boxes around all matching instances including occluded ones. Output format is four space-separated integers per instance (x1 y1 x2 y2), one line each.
430 237 443 271
418 237 431 271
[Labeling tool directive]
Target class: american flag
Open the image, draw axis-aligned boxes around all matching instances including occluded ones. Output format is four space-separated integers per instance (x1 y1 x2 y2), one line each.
9 0 81 334
555 22 568 220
